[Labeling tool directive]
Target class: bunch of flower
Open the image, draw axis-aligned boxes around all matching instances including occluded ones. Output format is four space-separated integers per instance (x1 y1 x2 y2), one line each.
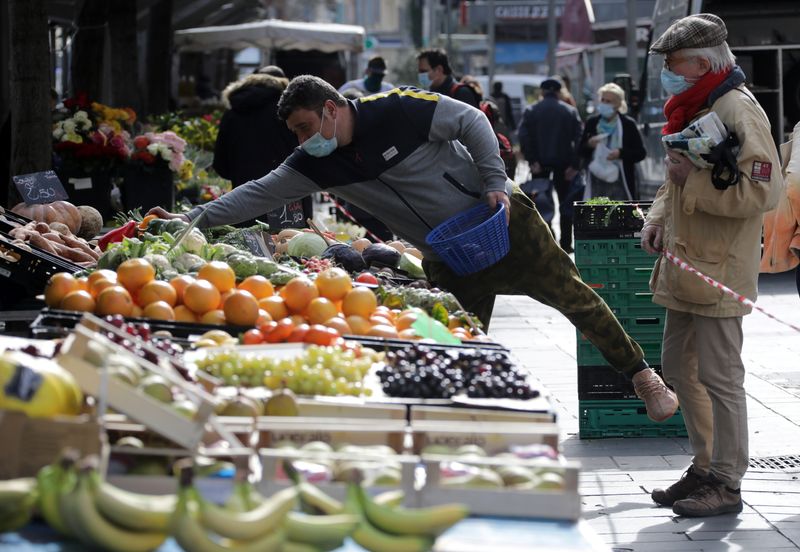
53 94 132 173
92 101 136 133
151 109 221 152
130 131 187 173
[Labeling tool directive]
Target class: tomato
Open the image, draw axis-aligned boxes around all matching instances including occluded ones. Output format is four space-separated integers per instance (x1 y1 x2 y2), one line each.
287 323 310 343
304 324 341 346
257 320 278 335
241 329 264 345
264 318 295 343
355 272 379 285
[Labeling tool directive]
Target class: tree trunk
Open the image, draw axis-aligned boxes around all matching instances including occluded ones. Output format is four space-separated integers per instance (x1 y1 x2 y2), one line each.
71 0 107 102
108 0 140 114
146 0 173 117
8 0 51 205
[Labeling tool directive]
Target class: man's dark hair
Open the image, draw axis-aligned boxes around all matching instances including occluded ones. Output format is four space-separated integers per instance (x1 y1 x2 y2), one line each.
417 48 452 75
492 81 503 93
277 75 347 120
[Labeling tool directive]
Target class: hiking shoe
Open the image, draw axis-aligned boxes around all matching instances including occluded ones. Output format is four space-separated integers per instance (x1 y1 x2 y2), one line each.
651 466 706 507
672 479 743 517
632 367 679 422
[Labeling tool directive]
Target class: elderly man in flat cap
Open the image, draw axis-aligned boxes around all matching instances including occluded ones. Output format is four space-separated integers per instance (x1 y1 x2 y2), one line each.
641 13 783 517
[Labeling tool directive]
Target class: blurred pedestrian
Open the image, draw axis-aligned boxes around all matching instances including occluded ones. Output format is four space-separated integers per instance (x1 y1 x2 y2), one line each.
339 56 395 96
490 81 515 131
518 77 583 252
642 13 782 517
760 119 800 297
579 83 646 199
213 65 311 227
417 49 481 108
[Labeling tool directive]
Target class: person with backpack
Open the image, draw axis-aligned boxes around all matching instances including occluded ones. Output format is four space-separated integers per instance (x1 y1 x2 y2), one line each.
417 48 481 108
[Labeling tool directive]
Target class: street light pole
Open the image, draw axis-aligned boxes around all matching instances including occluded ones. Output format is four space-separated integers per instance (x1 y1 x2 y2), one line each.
547 0 557 75
488 0 495 88
626 0 638 79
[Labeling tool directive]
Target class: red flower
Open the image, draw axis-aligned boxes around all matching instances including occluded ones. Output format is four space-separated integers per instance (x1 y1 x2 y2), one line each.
63 91 91 110
202 114 213 122
132 151 156 164
133 135 150 150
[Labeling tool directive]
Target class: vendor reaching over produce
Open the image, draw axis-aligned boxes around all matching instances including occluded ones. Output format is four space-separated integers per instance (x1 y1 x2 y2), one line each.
148 75 678 423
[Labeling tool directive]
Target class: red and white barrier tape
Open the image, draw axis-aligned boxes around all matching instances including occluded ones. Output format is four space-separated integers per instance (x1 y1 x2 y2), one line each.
663 249 800 333
322 193 385 243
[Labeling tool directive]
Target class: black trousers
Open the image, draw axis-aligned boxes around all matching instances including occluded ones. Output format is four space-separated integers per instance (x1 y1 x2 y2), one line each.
533 165 573 250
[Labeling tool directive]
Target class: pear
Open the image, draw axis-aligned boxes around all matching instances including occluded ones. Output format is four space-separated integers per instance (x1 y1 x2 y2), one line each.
495 465 536 486
173 398 199 419
220 394 261 417
455 444 487 457
264 386 299 416
139 374 174 403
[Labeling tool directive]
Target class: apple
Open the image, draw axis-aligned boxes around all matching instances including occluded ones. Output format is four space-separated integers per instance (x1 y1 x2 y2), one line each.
139 374 174 403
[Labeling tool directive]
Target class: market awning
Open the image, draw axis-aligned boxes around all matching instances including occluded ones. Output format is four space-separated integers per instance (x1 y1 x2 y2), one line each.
174 19 366 53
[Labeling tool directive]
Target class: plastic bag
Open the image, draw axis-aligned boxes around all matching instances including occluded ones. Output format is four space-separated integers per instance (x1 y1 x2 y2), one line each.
520 177 555 223
588 142 620 182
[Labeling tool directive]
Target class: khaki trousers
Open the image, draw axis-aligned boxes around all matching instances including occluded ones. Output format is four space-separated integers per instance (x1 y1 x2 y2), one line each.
661 309 748 488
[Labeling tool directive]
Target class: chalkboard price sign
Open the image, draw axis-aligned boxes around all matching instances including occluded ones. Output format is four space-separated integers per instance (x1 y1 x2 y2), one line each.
266 199 311 231
12 171 69 204
241 230 275 260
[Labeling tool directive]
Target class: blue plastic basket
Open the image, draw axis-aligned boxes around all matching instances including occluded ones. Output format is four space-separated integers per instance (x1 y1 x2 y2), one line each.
425 203 510 276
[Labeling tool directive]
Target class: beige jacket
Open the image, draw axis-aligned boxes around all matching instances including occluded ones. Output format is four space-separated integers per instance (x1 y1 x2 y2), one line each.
760 121 800 274
646 85 783 317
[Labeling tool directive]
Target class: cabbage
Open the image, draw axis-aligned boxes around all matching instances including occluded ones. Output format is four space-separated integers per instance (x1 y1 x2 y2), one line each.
287 232 327 258
172 252 206 273
255 257 278 276
143 254 171 275
212 243 239 258
227 253 258 279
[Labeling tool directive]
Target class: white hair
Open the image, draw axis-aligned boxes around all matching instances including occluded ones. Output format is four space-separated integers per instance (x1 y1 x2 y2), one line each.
680 43 736 73
597 83 628 114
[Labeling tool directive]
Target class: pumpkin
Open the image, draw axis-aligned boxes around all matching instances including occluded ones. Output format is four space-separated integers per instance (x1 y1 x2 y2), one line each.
11 201 82 234
76 205 103 239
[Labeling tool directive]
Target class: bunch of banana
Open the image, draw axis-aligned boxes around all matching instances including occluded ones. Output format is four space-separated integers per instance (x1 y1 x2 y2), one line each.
0 351 83 418
0 477 37 533
342 481 469 552
55 458 168 552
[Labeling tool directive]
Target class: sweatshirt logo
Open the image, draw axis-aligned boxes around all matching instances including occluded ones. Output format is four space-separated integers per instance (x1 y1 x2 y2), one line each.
750 161 772 182
382 146 399 161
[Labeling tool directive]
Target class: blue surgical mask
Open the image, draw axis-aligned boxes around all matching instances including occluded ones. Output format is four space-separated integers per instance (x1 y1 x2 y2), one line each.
661 68 694 95
301 108 338 158
597 102 616 118
418 72 432 89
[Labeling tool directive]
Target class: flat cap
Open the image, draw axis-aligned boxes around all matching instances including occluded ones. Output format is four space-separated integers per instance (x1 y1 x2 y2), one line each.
367 56 387 75
650 13 727 54
540 77 562 92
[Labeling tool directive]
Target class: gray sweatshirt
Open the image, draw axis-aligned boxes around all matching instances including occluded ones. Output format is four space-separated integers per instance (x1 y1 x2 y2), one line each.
188 87 512 259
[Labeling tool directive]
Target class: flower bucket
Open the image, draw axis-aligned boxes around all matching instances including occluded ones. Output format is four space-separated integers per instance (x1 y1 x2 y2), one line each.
425 203 510 276
55 169 114 220
121 165 175 213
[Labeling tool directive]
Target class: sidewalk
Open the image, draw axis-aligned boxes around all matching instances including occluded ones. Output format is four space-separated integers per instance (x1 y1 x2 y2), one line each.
487 269 800 552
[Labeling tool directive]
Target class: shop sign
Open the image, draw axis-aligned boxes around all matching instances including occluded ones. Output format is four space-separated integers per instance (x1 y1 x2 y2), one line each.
495 4 565 20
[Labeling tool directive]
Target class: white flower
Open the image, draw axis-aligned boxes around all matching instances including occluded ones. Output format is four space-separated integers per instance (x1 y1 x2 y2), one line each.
53 127 64 140
63 120 76 134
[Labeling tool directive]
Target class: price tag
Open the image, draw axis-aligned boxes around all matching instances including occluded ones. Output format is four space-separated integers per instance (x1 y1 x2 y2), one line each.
241 230 275 260
12 171 69 204
266 199 310 231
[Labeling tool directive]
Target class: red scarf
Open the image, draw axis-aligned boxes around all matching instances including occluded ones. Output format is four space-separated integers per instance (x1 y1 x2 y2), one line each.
662 69 731 135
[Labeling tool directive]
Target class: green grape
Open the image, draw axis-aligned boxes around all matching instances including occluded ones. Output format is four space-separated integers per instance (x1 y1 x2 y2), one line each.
263 373 281 389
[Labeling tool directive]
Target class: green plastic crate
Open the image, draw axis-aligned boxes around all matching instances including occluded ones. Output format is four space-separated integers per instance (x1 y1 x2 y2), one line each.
595 290 665 318
577 335 662 366
575 239 655 266
579 399 688 439
579 265 653 292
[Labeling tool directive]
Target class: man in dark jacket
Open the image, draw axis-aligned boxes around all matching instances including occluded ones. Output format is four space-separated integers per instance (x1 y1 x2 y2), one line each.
518 77 583 252
213 65 311 228
417 48 480 108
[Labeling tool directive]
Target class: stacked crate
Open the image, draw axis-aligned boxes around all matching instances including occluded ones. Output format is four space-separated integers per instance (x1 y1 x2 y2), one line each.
573 201 687 439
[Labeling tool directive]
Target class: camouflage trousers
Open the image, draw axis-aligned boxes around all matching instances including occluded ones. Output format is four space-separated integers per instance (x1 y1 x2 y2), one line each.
423 187 645 376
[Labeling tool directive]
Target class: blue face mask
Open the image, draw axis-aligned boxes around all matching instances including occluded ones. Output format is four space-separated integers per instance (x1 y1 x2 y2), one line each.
418 72 432 89
661 68 694 95
597 102 616 118
301 108 338 158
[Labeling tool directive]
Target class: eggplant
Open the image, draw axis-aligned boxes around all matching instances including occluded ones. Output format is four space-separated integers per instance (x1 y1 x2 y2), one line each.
362 242 401 269
321 243 367 273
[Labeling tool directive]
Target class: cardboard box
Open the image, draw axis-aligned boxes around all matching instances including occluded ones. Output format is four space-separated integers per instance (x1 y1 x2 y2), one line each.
0 410 101 479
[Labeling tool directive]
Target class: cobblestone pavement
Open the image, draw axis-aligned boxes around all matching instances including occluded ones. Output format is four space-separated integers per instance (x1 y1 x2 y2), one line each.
488 269 800 552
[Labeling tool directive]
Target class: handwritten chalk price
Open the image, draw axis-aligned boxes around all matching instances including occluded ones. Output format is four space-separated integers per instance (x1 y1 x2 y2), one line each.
12 171 69 204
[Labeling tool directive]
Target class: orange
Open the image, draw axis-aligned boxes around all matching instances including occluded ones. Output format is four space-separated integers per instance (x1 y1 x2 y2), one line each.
325 316 352 335
374 306 396 322
342 287 377 319
223 290 260 327
345 315 372 335
75 277 90 292
255 309 273 326
367 324 399 338
305 297 339 325
280 276 319 313
88 269 117 286
89 278 117 299
169 275 195 305
217 290 234 310
143 301 175 321
116 259 155 292
369 314 393 327
314 267 352 301
288 314 307 327
59 290 95 312
396 312 420 331
174 305 198 322
183 280 221 314
238 276 274 300
44 273 79 308
398 328 420 340
137 280 178 307
95 286 134 317
198 261 236 293
258 296 289 320
200 309 227 325
131 304 143 318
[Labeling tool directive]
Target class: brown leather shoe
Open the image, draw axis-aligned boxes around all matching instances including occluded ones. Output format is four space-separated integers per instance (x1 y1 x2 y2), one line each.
632 367 679 422
672 479 743 517
651 466 706 507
